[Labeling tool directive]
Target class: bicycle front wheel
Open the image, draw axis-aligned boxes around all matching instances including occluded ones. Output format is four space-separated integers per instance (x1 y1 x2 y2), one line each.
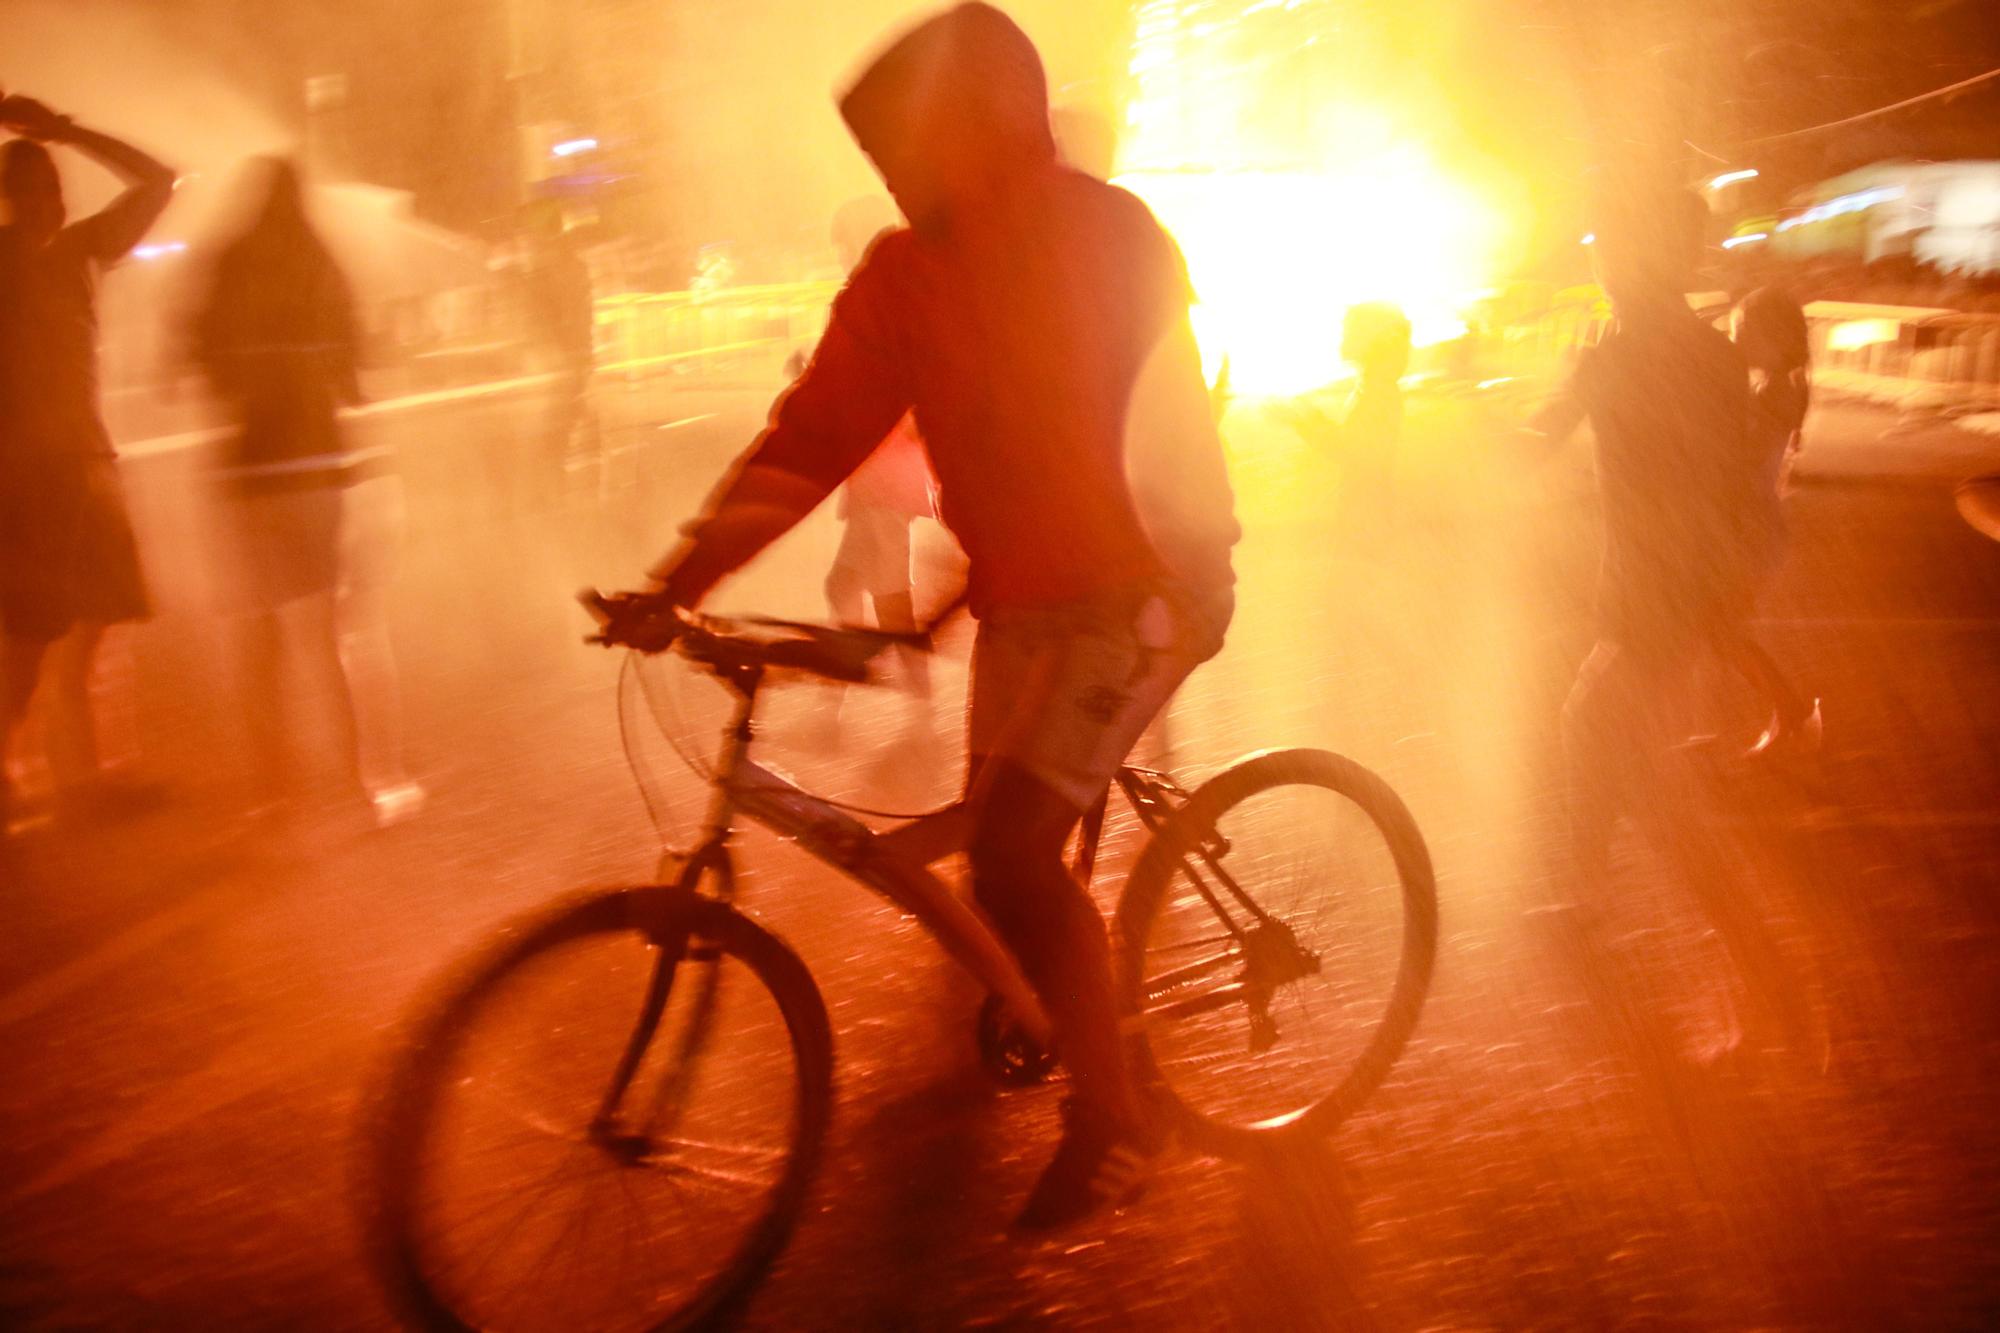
367 886 831 1333
1116 749 1437 1156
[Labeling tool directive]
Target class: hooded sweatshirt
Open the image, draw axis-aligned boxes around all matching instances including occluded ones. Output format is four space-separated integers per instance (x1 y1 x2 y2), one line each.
667 2 1236 615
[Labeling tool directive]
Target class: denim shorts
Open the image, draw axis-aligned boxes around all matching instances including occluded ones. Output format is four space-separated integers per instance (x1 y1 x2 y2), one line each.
966 579 1229 809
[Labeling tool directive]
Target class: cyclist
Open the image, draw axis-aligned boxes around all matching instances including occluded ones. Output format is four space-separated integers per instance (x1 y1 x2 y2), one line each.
632 2 1238 1229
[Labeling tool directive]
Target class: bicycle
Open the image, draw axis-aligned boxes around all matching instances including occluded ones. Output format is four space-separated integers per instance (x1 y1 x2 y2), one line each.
365 596 1438 1332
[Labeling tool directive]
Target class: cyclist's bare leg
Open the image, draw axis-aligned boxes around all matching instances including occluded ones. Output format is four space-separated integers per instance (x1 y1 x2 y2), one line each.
968 755 1139 1132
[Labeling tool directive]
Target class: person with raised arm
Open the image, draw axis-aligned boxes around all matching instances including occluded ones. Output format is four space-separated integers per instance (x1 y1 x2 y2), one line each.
0 92 174 833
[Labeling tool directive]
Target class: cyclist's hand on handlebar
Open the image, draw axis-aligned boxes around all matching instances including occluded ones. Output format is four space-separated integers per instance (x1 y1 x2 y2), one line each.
579 587 687 653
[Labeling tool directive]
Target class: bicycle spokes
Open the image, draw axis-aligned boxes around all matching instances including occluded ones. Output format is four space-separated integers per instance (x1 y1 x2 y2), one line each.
379 894 823 1333
1140 913 1321 1052
1122 754 1432 1139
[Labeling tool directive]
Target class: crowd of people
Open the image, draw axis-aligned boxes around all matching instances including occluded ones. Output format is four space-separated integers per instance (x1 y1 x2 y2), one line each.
0 94 421 832
6 0 1829 1233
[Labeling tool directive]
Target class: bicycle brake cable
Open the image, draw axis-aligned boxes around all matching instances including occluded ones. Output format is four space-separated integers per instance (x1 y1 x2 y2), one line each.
618 651 696 851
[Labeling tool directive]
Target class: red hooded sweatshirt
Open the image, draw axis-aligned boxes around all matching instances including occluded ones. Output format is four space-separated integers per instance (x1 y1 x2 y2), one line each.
662 3 1236 616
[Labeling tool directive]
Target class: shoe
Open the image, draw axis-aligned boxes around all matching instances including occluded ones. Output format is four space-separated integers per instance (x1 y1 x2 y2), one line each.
369 781 428 827
1012 1096 1166 1233
1746 698 1823 762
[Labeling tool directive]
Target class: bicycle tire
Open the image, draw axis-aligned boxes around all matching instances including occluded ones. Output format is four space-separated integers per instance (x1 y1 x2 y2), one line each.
366 886 832 1333
1115 748 1437 1156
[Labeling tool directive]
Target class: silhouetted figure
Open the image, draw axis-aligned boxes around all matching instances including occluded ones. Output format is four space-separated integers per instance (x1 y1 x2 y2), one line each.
192 158 423 825
639 3 1238 1228
521 200 595 500
0 94 173 833
1548 184 1752 886
1276 301 1411 543
1715 285 1818 757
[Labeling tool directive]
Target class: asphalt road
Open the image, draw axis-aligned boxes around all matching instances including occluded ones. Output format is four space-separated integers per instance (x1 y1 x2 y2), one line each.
3 376 1999 1330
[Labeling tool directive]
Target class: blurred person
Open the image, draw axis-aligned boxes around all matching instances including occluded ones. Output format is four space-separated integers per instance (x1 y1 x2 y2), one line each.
1528 183 1753 889
521 199 595 501
191 157 423 826
0 93 174 834
1958 472 2000 541
630 2 1238 1229
1274 301 1412 542
1710 285 1818 758
816 197 939 744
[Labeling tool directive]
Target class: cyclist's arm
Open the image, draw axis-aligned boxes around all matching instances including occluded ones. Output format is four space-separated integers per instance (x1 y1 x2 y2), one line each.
649 256 912 607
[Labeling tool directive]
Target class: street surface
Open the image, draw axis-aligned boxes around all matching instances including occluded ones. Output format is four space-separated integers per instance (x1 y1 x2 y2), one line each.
4 368 2000 1329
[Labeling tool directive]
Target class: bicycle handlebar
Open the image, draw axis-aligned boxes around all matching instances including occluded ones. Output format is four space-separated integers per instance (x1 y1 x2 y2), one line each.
579 589 935 687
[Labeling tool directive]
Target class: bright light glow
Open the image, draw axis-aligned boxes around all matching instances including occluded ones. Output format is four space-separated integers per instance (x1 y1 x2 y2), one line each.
1117 164 1488 394
1776 185 1903 232
1707 169 1760 190
550 137 598 158
1580 233 1595 246
1826 318 1899 351
1721 232 1769 249
1116 2 1507 395
132 241 187 261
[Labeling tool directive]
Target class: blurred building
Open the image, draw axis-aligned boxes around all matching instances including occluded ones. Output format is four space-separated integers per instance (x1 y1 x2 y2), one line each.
1772 160 2000 276
98 0 519 235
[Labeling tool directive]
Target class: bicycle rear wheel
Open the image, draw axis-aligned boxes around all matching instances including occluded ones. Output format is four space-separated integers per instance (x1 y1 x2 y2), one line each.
1115 749 1436 1156
367 886 831 1333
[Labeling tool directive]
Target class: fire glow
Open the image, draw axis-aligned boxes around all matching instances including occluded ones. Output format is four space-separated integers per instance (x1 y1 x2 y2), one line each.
1114 1 1504 395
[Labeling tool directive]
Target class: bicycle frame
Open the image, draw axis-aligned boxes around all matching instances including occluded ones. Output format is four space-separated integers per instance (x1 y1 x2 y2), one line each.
652 647 1210 1058
680 667 1058 1050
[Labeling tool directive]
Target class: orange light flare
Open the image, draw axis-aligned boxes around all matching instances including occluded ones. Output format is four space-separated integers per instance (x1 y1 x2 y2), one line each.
1117 159 1501 396
1113 4 1516 398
